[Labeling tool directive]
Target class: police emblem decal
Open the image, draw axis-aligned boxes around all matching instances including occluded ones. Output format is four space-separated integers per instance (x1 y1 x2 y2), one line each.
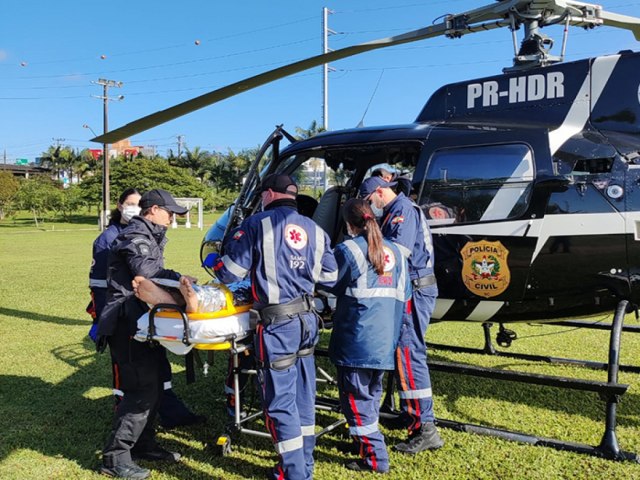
382 246 395 272
461 240 511 298
285 224 308 250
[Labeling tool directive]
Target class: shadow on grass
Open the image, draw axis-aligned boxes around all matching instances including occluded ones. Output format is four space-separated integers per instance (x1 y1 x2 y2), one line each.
0 307 87 326
427 358 640 446
0 340 281 480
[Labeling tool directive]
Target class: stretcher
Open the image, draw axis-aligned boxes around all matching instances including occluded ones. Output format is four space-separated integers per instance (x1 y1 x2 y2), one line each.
134 283 346 455
134 281 254 355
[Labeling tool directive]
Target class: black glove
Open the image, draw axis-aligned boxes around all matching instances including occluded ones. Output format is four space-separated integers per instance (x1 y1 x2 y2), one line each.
96 335 108 353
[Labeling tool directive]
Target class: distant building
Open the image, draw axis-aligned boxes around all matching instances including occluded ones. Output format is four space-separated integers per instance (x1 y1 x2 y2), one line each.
0 164 51 178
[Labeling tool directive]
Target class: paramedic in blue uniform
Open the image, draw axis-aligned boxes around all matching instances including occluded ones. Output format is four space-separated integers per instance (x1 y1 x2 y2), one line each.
328 199 410 474
97 189 195 480
359 175 444 454
88 188 200 430
212 174 338 480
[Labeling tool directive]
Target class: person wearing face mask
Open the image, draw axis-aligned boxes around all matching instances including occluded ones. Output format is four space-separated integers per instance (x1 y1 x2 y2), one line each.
358 176 444 455
97 189 199 479
88 188 203 442
210 174 338 480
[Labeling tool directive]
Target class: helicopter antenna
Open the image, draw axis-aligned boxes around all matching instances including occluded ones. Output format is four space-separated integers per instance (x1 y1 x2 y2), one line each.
356 69 385 128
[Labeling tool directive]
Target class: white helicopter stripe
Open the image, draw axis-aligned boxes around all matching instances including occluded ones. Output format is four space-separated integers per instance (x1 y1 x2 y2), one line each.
430 210 638 265
548 54 620 155
431 299 504 321
465 301 505 321
432 298 455 319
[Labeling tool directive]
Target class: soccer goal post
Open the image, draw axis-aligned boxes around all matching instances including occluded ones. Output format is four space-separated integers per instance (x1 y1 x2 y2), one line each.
172 197 204 230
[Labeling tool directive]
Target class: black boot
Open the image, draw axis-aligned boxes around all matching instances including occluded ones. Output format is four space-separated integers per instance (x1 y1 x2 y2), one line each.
394 422 444 454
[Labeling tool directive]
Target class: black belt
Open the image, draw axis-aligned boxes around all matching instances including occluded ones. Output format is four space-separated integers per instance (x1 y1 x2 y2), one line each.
257 295 315 325
412 274 437 289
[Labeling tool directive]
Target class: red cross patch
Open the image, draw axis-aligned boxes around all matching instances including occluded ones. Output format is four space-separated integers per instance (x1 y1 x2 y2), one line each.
284 224 308 250
383 246 395 272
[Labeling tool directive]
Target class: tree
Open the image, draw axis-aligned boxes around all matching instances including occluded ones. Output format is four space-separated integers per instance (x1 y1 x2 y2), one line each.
79 157 213 210
295 120 326 140
15 176 63 227
0 171 20 220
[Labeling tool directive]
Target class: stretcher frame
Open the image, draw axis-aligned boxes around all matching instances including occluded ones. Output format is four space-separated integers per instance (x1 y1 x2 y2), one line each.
143 303 347 455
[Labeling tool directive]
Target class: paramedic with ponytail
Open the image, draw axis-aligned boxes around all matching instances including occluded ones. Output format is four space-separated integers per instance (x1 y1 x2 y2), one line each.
359 175 444 454
328 199 410 474
211 173 338 480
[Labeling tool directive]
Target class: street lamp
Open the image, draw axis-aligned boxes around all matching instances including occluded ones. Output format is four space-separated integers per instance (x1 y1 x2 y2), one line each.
82 124 97 136
92 79 123 230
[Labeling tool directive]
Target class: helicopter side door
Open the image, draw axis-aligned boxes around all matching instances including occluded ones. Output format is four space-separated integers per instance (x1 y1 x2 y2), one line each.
415 130 546 322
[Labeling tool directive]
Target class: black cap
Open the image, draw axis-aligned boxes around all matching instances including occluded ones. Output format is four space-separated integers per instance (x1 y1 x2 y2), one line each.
139 189 188 215
259 174 298 195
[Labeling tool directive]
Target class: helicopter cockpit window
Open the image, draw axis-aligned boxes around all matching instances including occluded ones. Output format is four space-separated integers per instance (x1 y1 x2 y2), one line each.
420 144 534 224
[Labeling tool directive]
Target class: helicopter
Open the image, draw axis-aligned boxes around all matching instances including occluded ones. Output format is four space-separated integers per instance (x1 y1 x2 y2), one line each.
94 0 640 461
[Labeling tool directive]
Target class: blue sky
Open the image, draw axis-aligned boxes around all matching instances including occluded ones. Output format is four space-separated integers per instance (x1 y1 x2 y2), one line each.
1 0 638 161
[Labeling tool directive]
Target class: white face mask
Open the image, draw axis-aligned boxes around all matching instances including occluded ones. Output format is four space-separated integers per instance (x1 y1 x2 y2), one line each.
370 203 384 220
121 205 141 223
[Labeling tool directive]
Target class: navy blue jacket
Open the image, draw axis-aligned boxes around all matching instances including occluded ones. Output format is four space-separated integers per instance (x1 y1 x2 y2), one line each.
89 221 126 319
328 235 410 370
381 193 438 296
97 216 181 337
213 200 338 308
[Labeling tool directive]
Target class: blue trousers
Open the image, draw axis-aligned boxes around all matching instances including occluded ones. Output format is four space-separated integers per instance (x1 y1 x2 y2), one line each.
255 312 318 480
395 290 436 431
337 367 389 473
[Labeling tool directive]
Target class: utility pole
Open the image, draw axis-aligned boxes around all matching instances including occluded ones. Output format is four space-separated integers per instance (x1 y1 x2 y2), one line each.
92 78 123 231
322 7 335 190
177 135 184 161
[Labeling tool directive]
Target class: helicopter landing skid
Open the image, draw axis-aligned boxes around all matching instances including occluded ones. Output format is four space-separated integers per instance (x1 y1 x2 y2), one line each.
382 300 639 462
427 320 640 375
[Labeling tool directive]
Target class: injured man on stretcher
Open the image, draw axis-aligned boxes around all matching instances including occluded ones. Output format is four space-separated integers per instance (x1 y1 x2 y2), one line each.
132 276 254 354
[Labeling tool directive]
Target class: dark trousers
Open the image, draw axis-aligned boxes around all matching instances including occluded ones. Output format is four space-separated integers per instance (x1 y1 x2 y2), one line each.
337 366 389 472
102 325 164 467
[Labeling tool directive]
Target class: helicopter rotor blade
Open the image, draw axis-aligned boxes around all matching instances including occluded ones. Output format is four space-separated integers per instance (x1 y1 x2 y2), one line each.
92 0 640 144
594 10 640 41
92 1 524 144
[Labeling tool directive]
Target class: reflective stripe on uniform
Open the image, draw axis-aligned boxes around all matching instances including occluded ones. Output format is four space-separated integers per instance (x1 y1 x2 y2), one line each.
262 217 280 304
89 278 108 288
318 269 338 283
221 255 249 278
399 387 433 400
416 205 434 269
349 420 379 437
301 424 315 436
343 239 368 284
274 435 303 454
346 287 406 302
312 225 325 282
396 243 411 259
222 253 249 278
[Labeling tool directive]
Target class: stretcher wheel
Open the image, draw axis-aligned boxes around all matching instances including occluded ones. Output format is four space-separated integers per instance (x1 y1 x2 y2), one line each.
211 434 232 456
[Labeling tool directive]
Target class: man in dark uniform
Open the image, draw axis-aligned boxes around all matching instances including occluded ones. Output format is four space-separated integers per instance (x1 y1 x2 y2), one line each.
360 176 444 455
97 189 194 479
211 174 338 480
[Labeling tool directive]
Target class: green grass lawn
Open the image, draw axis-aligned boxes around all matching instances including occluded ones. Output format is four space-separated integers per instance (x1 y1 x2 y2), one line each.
1 217 640 479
